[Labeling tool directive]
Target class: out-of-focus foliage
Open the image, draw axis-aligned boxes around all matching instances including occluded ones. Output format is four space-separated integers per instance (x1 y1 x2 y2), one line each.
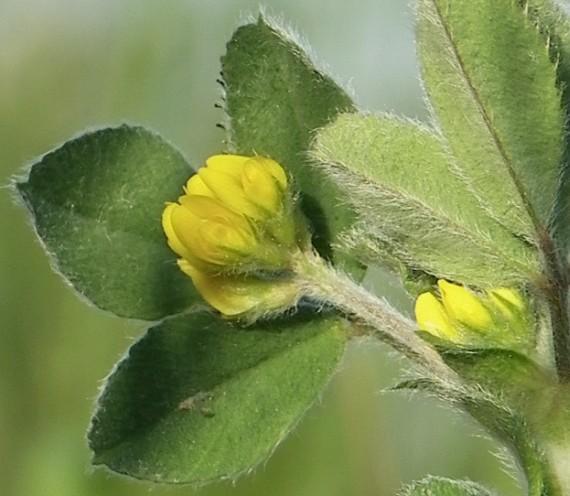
1 1 522 495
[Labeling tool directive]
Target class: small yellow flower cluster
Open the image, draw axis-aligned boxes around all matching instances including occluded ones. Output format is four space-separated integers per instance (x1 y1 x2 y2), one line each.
162 154 307 316
415 280 527 344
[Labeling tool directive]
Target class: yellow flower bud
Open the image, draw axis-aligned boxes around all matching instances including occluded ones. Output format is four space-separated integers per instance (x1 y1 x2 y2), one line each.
415 280 531 347
415 292 457 340
162 154 309 317
438 280 492 331
185 154 288 221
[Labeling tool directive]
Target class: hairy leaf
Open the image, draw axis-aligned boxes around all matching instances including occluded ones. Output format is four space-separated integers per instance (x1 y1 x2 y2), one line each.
89 311 347 484
440 348 554 413
16 126 196 320
522 0 570 110
525 0 570 249
399 476 495 496
222 15 361 274
312 113 539 287
417 0 563 241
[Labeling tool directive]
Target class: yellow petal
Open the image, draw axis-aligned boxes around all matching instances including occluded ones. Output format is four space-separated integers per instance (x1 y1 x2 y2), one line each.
167 203 215 262
178 260 257 315
488 288 525 320
206 154 250 178
179 194 232 219
251 156 287 189
241 160 282 213
415 292 457 339
198 168 262 218
168 204 231 265
161 203 193 259
438 280 492 330
199 220 256 255
185 174 215 198
171 197 257 264
179 195 252 230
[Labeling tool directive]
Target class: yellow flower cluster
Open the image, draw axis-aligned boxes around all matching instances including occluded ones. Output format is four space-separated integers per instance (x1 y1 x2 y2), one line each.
415 280 526 344
162 154 305 316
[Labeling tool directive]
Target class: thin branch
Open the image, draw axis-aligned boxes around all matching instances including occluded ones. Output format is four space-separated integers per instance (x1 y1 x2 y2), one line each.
293 251 462 387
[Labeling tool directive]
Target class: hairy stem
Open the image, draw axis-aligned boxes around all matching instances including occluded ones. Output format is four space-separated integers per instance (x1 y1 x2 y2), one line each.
538 229 570 382
293 251 461 386
291 252 570 494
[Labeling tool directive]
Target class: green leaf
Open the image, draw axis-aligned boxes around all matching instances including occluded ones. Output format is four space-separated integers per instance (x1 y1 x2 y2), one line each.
221 15 361 275
89 311 347 484
312 113 539 287
397 345 554 417
417 0 564 241
440 348 554 412
391 347 553 417
16 126 196 320
524 1 570 249
521 0 570 111
399 476 494 496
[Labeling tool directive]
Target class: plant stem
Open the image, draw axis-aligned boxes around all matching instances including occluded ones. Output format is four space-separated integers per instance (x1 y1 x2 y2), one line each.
538 229 570 382
293 251 461 386
543 433 570 496
292 251 570 494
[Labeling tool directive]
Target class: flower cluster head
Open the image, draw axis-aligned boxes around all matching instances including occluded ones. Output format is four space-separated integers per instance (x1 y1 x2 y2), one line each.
415 280 530 347
162 154 310 317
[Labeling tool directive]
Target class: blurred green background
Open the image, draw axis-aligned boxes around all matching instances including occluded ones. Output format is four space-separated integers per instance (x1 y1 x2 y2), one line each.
0 1 523 495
